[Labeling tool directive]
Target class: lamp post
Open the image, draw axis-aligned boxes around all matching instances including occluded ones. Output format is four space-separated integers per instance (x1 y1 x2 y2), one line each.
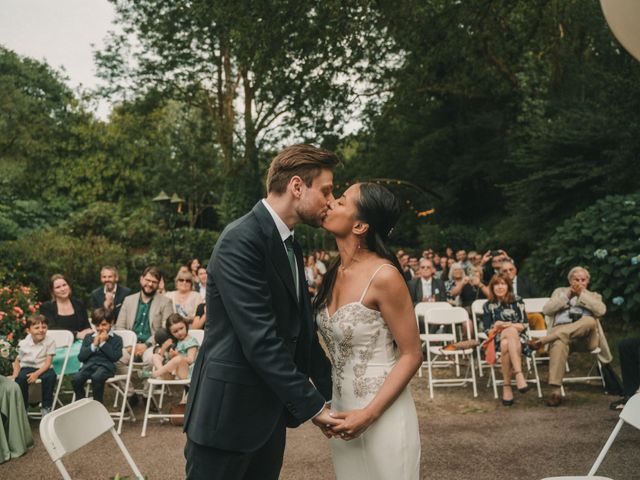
153 190 185 266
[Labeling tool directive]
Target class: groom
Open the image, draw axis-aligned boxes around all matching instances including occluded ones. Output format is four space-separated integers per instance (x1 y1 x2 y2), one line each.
184 144 339 479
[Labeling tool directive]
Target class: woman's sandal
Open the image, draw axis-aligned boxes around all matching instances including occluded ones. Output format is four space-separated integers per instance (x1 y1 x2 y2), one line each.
514 371 529 394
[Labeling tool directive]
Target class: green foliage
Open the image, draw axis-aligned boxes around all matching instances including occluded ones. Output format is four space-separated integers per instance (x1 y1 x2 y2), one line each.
150 227 220 271
417 223 489 253
525 194 640 322
0 232 127 303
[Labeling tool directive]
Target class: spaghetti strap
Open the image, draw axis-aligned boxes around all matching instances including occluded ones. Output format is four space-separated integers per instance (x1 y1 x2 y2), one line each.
358 264 396 303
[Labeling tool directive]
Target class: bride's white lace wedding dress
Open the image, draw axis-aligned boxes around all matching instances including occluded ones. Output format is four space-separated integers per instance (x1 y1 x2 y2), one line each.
316 264 421 480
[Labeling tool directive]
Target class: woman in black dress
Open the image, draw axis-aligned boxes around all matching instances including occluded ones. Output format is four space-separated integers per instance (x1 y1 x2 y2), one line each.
40 274 92 340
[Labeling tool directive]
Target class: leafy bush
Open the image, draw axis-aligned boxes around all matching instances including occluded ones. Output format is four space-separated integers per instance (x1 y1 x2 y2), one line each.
0 231 127 303
526 194 640 322
417 223 489 252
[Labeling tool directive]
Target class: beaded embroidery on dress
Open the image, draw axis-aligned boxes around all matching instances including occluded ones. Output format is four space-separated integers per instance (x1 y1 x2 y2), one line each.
316 264 421 480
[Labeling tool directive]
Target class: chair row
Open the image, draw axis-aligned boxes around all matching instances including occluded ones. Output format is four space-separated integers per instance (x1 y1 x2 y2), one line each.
414 299 605 399
38 328 205 436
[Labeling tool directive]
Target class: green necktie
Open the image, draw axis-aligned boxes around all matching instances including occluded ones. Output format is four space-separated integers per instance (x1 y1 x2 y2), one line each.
284 236 299 299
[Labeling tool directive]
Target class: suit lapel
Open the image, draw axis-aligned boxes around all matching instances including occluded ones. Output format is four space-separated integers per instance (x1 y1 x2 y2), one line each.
250 201 300 307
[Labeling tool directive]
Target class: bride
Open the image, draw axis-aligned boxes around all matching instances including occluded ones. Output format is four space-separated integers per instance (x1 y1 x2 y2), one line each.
314 182 422 479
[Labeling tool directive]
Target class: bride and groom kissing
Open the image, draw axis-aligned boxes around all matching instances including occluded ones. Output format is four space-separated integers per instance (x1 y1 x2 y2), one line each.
184 144 422 480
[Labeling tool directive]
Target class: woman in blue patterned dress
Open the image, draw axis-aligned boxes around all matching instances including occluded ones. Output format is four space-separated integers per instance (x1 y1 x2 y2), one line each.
482 274 530 405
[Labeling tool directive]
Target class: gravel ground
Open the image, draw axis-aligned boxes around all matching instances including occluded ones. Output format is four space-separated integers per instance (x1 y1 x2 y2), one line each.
1 372 637 480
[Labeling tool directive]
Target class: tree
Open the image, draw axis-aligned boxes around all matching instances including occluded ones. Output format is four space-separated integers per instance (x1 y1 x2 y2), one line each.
95 0 393 223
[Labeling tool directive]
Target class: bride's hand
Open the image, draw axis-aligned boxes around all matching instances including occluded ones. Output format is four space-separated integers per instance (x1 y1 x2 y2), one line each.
329 408 377 440
312 407 343 438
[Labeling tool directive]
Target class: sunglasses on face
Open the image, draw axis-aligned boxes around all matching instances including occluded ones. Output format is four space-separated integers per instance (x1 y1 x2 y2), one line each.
177 278 192 283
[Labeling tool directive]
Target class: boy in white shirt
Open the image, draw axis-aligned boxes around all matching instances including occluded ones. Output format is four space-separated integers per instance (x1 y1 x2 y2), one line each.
11 314 57 416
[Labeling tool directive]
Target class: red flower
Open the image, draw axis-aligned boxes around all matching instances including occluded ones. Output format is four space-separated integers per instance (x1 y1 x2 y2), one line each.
7 332 13 341
13 306 24 316
28 305 36 313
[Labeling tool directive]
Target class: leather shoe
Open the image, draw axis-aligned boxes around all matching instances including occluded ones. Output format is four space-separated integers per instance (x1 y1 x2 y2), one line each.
502 399 514 407
546 392 562 407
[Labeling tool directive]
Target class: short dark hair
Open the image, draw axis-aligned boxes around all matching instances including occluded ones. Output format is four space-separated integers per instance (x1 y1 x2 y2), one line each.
266 144 340 194
141 266 162 281
26 314 48 329
91 308 114 326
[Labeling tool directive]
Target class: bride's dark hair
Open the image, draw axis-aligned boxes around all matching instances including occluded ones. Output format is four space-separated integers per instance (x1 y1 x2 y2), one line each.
313 182 403 311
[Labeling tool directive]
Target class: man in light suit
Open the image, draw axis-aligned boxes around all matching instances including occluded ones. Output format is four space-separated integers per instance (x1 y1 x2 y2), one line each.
115 266 173 366
184 144 339 480
531 266 612 407
90 266 131 320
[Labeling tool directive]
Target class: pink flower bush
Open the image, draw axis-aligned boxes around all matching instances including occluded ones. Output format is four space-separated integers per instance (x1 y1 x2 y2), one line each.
0 284 39 346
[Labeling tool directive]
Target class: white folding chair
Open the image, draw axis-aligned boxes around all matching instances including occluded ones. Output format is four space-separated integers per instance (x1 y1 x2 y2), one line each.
108 330 138 434
541 392 640 480
414 302 452 377
28 330 74 419
470 299 488 377
40 398 143 480
140 329 203 436
424 307 478 399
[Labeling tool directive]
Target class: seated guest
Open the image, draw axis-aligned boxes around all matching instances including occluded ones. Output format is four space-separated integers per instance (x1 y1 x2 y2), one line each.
72 308 123 404
408 256 419 277
142 314 199 381
447 264 490 308
455 249 471 274
166 272 203 322
192 302 206 330
188 258 202 287
40 274 92 341
435 256 449 280
408 258 446 305
399 253 413 282
10 315 57 416
0 375 33 462
195 266 207 298
609 338 640 410
482 275 530 405
116 266 173 367
530 266 612 407
90 265 131 319
499 259 546 333
481 249 509 284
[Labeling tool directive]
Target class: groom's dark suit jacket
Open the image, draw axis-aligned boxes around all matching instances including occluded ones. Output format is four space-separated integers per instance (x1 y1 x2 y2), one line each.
184 201 332 453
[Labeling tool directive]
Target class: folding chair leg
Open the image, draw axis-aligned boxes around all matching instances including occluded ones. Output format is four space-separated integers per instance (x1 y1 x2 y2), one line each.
159 384 166 409
490 364 498 399
531 357 543 398
476 347 484 378
141 382 154 437
110 428 145 478
54 459 73 480
427 351 434 400
587 419 624 476
469 354 478 397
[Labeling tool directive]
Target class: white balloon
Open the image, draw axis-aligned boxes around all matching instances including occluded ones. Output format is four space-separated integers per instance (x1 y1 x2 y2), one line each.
600 0 640 62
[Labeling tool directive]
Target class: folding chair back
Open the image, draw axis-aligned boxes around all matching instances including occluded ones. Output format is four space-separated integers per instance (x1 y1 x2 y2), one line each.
40 398 143 479
414 303 451 377
189 328 204 346
43 330 74 413
470 299 487 376
423 307 477 399
523 297 551 330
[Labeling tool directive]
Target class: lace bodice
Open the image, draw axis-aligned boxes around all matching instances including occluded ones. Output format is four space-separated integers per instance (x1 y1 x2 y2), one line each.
316 265 398 408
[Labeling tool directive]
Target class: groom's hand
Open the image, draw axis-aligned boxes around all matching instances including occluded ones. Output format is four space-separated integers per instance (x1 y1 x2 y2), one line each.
312 406 342 438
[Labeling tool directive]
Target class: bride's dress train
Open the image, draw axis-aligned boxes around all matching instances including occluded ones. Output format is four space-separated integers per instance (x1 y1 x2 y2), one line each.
317 264 421 480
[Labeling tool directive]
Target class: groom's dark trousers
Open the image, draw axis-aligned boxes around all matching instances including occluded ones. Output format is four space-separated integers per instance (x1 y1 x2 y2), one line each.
183 201 332 480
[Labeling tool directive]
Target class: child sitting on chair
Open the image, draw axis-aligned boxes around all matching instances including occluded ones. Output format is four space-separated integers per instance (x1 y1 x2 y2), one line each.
140 313 199 380
11 314 57 416
72 308 123 404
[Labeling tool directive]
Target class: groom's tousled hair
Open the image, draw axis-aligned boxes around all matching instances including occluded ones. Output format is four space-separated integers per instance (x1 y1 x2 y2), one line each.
266 144 340 194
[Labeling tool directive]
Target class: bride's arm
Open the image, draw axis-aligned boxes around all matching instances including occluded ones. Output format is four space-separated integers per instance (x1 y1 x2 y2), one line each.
331 266 422 439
